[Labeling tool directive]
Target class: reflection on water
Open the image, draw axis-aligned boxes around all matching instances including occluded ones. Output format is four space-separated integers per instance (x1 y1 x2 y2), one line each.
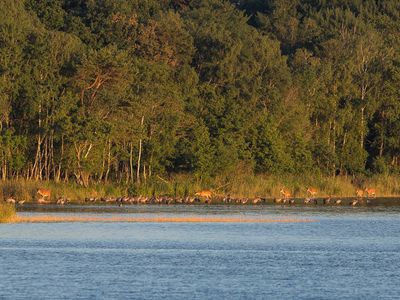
16 203 400 219
1 206 400 299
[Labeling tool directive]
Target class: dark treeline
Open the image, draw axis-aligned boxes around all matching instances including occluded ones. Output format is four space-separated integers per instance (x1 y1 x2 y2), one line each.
0 0 399 186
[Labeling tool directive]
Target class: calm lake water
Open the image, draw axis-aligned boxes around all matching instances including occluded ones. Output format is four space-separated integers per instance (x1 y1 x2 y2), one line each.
1 205 400 299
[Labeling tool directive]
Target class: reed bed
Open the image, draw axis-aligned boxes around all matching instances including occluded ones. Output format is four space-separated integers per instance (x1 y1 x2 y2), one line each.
0 174 399 203
200 174 400 198
0 203 16 223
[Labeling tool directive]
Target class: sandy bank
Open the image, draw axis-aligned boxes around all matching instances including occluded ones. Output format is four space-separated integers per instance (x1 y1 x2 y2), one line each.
9 215 315 223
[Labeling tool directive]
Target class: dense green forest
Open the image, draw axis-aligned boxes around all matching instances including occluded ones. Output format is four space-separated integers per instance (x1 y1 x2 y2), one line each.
0 0 399 187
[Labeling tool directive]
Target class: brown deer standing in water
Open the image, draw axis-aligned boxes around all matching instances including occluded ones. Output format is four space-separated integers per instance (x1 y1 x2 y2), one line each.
280 188 292 199
355 189 364 198
195 190 212 199
37 188 51 199
306 187 318 198
364 188 376 198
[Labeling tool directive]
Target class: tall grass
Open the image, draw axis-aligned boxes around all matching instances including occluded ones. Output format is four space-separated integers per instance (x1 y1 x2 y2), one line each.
0 180 127 202
221 174 356 198
176 173 400 198
0 203 16 223
0 174 399 203
366 175 400 196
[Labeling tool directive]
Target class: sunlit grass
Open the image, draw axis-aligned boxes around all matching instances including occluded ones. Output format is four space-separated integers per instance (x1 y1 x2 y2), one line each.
223 174 356 198
0 174 399 203
0 203 16 223
182 173 400 198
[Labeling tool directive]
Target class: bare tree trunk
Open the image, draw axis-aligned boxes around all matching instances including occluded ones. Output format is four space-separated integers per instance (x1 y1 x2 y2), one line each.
379 136 384 157
332 119 336 152
105 139 111 183
38 103 43 181
137 137 142 184
44 136 49 180
149 152 153 179
129 142 134 184
55 168 61 183
343 132 347 148
136 116 144 184
124 162 129 185
143 164 147 184
359 76 368 149
360 106 365 149
2 159 6 180
81 171 90 187
328 120 331 146
64 169 69 183
31 134 42 180
26 163 31 180
340 131 347 176
332 119 337 176
379 113 385 157
50 133 55 180
98 142 107 182
56 136 64 183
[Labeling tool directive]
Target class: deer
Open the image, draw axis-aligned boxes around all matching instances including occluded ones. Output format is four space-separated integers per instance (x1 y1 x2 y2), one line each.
355 189 364 198
306 187 318 198
364 188 376 198
37 188 51 199
194 190 212 199
280 188 292 199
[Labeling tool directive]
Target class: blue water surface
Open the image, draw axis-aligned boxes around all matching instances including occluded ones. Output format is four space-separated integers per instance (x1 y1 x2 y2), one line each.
1 206 400 299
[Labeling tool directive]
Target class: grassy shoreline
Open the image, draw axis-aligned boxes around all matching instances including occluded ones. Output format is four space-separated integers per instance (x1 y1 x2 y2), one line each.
0 174 399 203
0 203 16 223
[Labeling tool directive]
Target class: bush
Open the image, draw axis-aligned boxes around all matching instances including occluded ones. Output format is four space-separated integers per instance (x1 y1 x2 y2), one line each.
372 157 389 174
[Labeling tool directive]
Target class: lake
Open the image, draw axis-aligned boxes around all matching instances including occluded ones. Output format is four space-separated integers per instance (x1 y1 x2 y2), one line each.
1 205 400 299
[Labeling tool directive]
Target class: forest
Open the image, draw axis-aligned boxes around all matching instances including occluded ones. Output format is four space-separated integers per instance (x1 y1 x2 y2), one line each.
0 0 399 193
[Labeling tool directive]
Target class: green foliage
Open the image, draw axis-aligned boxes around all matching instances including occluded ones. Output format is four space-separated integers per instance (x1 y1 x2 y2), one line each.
253 119 292 174
0 0 397 185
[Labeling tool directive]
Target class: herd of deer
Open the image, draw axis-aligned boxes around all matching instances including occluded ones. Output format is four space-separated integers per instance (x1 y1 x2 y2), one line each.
3 186 377 206
4 188 55 206
279 187 376 199
276 187 377 206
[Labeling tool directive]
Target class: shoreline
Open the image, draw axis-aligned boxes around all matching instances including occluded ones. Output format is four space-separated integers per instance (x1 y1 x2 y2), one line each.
7 215 316 224
1 176 400 203
12 196 400 207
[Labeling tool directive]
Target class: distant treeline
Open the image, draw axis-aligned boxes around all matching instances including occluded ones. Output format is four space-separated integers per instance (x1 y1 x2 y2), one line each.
0 0 399 186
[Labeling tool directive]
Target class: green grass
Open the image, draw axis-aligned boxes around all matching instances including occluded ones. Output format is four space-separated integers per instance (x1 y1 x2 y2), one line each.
0 203 16 223
0 174 399 203
170 173 400 198
0 180 127 202
222 174 354 198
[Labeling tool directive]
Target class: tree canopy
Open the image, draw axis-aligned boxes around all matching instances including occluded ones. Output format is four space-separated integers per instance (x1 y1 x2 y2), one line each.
0 0 399 184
